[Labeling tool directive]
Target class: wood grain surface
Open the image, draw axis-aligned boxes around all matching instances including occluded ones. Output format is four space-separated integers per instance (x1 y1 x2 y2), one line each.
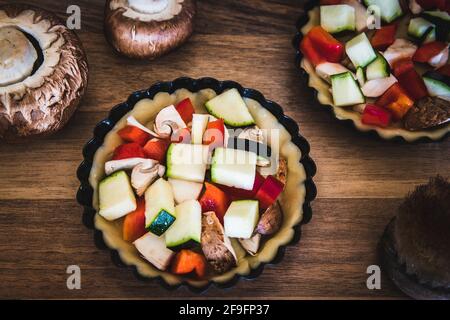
0 0 448 299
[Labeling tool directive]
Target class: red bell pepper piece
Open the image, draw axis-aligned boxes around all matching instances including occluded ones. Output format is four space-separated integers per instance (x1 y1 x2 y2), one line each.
199 183 231 224
171 127 191 144
171 249 206 278
371 24 397 51
300 36 325 67
436 64 450 77
255 175 284 210
142 139 169 162
117 125 151 146
123 198 146 242
112 142 145 160
413 41 447 64
175 98 195 124
307 26 344 63
361 104 392 128
376 83 414 121
396 68 428 101
215 171 265 201
393 58 414 78
203 119 225 150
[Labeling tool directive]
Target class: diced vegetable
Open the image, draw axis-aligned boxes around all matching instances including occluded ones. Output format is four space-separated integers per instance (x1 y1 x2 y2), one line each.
408 17 436 43
375 83 414 120
345 33 377 68
171 249 206 278
142 138 169 162
117 125 151 146
203 118 225 149
342 0 369 32
165 200 202 249
144 178 176 236
307 26 345 62
320 4 356 34
361 104 392 127
371 24 397 51
422 10 450 41
392 58 414 78
331 71 365 106
99 171 137 221
224 200 259 239
123 198 147 242
112 142 145 160
300 35 326 67
175 98 195 124
315 62 351 83
366 53 390 81
210 147 257 191
363 0 404 23
134 233 175 271
191 114 209 145
166 143 209 183
255 175 284 210
383 39 418 67
205 89 255 127
168 178 204 204
361 75 398 98
397 68 429 101
215 171 265 201
356 67 366 86
413 41 448 64
409 0 424 15
428 45 449 68
199 182 231 224
423 71 450 101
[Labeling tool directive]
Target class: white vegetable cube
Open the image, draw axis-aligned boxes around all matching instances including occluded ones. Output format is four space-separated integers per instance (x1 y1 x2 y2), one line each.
191 114 210 144
345 33 377 68
211 148 257 190
145 178 176 235
320 5 355 34
166 143 209 183
99 170 136 221
224 200 259 239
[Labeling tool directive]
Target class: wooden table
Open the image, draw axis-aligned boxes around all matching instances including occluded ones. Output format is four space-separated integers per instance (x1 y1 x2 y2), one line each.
0 0 448 300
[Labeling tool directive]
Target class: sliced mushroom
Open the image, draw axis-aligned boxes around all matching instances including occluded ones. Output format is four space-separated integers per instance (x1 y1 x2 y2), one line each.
0 4 88 141
429 45 449 69
238 233 261 256
201 211 237 274
131 162 165 196
404 97 450 131
104 0 196 60
256 202 283 236
154 105 187 138
104 157 158 176
276 158 288 185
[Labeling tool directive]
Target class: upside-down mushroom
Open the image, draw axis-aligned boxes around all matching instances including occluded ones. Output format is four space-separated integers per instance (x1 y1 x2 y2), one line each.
0 4 88 141
104 0 196 60
104 157 158 175
154 104 187 137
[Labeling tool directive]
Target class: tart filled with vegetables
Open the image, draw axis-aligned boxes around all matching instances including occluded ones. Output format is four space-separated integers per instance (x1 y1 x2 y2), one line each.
88 85 311 286
296 0 450 141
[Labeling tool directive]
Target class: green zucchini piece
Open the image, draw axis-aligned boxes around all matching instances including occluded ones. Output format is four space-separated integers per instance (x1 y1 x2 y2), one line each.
320 4 356 34
363 0 403 23
366 53 390 81
345 33 377 68
331 71 365 107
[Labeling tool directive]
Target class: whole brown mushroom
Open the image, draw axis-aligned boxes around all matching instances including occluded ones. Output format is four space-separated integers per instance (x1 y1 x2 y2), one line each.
0 4 88 141
104 0 196 60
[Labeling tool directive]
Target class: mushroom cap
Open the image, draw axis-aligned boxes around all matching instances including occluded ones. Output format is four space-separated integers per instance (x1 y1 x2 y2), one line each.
104 0 196 60
394 176 450 289
0 4 88 141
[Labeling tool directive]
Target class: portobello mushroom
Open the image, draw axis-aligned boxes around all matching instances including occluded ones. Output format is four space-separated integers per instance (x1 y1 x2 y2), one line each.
201 211 237 274
104 0 196 60
0 4 88 141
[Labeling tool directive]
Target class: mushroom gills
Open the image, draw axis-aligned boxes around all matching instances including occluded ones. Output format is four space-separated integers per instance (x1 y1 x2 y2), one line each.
128 0 169 14
0 27 38 86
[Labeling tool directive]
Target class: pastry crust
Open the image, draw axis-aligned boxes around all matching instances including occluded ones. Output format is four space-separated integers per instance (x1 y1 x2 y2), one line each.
0 4 88 141
104 0 196 60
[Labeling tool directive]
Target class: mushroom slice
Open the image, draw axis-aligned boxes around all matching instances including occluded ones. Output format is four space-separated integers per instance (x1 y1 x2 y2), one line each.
404 97 450 131
131 162 164 196
104 158 158 176
256 202 283 236
126 116 159 137
154 105 187 138
276 158 288 185
104 0 196 60
201 211 237 274
0 4 88 141
238 233 261 256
